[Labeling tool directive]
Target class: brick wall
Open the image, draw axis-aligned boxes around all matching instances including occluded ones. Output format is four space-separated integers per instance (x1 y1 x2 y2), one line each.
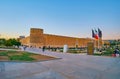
20 28 102 48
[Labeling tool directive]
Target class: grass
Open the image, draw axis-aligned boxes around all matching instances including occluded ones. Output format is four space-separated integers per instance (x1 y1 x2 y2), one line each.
67 49 87 54
9 55 35 61
0 50 55 62
68 50 79 54
9 52 35 61
0 52 8 56
93 53 102 56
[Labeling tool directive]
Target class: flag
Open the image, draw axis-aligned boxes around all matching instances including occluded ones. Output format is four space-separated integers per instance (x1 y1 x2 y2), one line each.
92 29 95 38
94 29 99 40
92 29 99 39
98 28 102 38
94 34 99 40
95 29 97 34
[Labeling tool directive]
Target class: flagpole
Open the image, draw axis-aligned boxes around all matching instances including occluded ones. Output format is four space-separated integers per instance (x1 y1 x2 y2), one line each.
94 38 96 53
98 28 102 51
98 38 99 50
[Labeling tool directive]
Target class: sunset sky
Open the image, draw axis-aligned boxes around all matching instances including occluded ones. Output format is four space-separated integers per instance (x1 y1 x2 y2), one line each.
0 0 120 40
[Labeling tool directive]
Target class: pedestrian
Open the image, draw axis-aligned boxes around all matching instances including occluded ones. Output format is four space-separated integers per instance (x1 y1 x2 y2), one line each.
48 46 50 51
116 48 120 57
22 46 25 51
42 46 45 52
114 48 120 57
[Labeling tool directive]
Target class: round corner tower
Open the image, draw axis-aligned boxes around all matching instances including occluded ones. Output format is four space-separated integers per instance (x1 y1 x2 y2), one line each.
30 28 44 47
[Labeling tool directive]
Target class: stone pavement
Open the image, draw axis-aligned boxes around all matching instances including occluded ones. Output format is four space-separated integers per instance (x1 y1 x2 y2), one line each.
0 48 120 79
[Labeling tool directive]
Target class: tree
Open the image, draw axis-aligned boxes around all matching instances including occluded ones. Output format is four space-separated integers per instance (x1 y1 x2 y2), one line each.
0 38 21 48
0 38 6 45
5 40 12 46
15 41 21 48
5 39 21 47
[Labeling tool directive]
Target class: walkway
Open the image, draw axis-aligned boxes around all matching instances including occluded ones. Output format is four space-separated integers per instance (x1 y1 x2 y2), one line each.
0 48 120 79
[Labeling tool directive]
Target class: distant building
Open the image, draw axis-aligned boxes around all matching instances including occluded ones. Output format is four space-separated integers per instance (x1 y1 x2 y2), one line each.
19 36 25 39
20 28 102 48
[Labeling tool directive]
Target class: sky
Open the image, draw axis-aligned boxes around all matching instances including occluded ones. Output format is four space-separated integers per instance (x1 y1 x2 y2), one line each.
0 0 120 40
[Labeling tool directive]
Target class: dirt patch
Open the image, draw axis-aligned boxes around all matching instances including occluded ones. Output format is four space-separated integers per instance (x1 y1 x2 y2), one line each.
0 50 6 52
0 56 9 61
31 55 55 61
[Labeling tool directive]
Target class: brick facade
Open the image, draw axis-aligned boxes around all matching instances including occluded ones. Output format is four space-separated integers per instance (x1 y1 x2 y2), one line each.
20 28 102 48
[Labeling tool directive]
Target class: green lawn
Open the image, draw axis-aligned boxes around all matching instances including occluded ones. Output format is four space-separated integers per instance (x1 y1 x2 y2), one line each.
0 52 8 56
0 50 36 61
0 50 55 62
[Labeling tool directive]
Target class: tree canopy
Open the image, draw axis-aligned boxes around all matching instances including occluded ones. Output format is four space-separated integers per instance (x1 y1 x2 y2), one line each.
0 38 21 47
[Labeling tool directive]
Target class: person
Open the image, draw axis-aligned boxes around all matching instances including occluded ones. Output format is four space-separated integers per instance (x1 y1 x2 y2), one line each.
48 46 51 51
42 46 45 52
114 48 120 57
23 46 26 51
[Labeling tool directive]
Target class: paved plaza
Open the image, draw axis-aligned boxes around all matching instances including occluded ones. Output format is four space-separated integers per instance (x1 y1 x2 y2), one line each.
0 48 120 79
